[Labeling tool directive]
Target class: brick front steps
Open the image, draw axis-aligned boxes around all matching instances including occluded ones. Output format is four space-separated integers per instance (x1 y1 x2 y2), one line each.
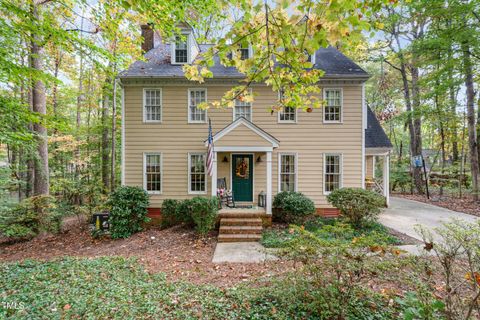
218 209 265 242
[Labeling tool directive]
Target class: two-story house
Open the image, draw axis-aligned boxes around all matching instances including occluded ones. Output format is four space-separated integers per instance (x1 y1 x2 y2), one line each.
119 24 392 225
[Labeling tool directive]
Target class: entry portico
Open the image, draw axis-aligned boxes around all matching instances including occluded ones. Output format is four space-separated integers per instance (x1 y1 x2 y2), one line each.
205 117 279 214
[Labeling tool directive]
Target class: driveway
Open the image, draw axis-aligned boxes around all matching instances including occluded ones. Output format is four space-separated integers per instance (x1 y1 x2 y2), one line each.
379 197 479 243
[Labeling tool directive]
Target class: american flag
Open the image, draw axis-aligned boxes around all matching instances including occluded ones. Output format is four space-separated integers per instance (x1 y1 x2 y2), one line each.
207 119 214 176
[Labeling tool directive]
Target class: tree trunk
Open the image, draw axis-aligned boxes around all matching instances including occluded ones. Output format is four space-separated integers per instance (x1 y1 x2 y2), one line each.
101 84 110 191
410 64 424 193
31 4 49 196
461 42 479 201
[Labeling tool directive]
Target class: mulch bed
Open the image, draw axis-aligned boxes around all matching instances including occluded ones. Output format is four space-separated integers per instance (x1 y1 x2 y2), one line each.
0 218 292 287
394 192 480 217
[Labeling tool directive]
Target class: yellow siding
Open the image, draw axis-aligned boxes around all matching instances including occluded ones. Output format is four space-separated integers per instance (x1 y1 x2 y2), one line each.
123 84 363 208
215 124 273 147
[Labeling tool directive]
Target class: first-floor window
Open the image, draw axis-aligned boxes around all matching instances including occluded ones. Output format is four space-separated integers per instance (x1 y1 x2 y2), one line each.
188 89 207 123
324 154 341 193
144 153 162 193
189 153 206 193
279 154 296 192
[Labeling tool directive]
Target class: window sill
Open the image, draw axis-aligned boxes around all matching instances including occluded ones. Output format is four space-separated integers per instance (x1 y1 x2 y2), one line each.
322 121 343 124
188 121 207 124
188 191 207 195
147 191 162 195
143 121 162 124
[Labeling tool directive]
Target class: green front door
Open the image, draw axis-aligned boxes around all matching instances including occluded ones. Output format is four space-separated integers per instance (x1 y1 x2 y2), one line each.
232 154 253 202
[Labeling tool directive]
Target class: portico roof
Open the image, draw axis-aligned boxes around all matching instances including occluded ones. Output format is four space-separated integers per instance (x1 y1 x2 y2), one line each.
205 117 279 149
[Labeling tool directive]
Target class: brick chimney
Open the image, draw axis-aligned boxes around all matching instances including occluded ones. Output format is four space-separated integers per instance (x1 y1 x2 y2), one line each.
141 24 154 52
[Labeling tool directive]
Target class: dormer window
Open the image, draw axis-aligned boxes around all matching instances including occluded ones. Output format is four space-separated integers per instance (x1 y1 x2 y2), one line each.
240 47 249 60
306 51 316 65
238 44 252 60
174 35 188 63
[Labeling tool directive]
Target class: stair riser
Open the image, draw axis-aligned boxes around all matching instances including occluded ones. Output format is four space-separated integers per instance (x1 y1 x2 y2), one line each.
220 221 262 226
219 213 266 219
218 238 260 243
219 229 262 235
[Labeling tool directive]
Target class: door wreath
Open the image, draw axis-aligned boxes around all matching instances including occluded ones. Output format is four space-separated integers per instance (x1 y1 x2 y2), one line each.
235 159 248 178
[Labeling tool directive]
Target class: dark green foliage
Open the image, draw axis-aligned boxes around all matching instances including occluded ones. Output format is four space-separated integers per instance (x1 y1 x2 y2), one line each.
0 257 401 320
160 199 182 228
161 197 218 235
327 188 385 228
107 186 149 239
189 196 219 236
272 191 315 224
0 195 62 241
395 292 445 320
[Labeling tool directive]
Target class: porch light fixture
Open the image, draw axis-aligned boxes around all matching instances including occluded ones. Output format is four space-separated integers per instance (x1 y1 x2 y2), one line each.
222 156 229 163
256 156 263 163
258 191 266 208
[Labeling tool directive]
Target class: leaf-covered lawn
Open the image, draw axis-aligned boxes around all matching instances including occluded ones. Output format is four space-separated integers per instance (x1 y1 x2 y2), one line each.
0 257 258 319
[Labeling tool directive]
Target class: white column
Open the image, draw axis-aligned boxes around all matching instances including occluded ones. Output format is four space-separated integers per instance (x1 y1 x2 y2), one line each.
266 151 272 214
211 151 217 197
383 154 390 207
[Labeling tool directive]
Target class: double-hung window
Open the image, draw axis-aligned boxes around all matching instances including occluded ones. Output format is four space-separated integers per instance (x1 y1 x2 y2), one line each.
324 154 342 194
324 88 342 122
144 153 162 193
143 89 162 122
174 35 188 64
188 153 206 193
279 153 297 192
234 91 252 121
188 89 207 123
278 90 296 123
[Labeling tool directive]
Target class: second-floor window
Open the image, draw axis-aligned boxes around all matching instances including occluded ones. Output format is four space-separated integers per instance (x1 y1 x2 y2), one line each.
324 88 342 122
188 89 207 123
174 35 188 63
144 89 162 122
234 97 252 121
278 90 296 123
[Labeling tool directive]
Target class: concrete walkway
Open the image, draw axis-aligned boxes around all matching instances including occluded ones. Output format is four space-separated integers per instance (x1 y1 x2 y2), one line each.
212 242 277 263
380 197 478 243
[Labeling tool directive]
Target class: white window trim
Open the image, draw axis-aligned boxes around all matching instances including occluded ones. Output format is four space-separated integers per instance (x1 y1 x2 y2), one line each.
143 152 162 195
232 89 253 122
277 91 297 123
323 153 343 195
187 88 208 124
188 152 207 194
278 152 298 192
322 88 343 124
171 33 191 65
143 88 162 123
307 52 316 64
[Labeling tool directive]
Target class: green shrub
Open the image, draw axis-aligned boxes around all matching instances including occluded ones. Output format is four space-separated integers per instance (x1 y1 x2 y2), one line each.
189 196 218 236
327 188 385 228
0 195 62 241
177 198 195 226
160 199 182 228
273 191 315 224
107 186 150 239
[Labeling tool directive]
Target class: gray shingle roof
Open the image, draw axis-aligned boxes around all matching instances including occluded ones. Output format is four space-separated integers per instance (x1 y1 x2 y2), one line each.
119 44 369 79
365 107 393 149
